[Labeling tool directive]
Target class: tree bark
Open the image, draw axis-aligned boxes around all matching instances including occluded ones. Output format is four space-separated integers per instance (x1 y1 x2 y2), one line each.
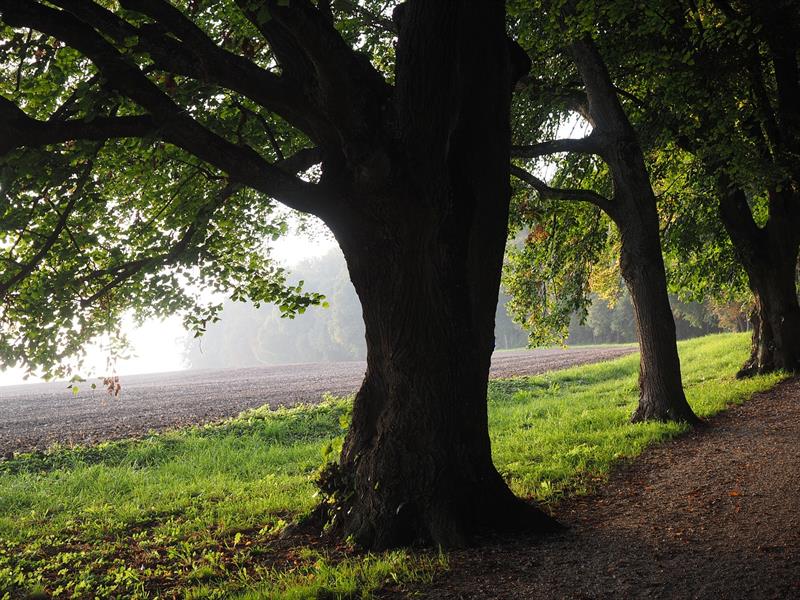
314 1 555 549
569 38 699 423
740 257 800 376
605 144 699 423
719 186 800 376
328 224 555 548
617 205 700 423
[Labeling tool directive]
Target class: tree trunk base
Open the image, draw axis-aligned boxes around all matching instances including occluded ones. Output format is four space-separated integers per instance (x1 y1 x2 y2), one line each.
737 360 799 379
311 462 561 549
630 396 702 425
349 490 562 550
736 361 769 379
735 306 800 378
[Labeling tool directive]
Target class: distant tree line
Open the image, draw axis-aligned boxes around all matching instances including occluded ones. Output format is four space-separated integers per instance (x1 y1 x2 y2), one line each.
185 249 742 369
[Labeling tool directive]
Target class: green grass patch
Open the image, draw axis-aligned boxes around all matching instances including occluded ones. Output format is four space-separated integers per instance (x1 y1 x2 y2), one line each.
0 333 784 598
489 333 784 501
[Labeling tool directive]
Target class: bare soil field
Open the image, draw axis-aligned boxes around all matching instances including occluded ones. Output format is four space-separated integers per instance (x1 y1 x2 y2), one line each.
0 346 634 454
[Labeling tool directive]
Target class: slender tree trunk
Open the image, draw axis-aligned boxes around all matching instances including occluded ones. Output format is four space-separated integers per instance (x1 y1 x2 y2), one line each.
617 209 699 423
315 1 554 549
570 37 699 423
719 186 800 376
609 149 699 423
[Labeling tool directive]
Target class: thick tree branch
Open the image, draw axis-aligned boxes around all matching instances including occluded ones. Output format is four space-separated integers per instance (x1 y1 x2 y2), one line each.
510 164 615 217
49 0 317 136
745 48 783 152
275 147 322 174
717 177 763 262
235 0 390 145
0 0 332 218
569 37 632 138
0 96 155 155
120 0 319 125
512 135 600 158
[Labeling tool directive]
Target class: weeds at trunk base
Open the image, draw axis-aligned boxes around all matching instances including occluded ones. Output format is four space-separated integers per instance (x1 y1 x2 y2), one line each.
736 361 775 380
300 460 355 539
735 313 800 379
737 363 797 380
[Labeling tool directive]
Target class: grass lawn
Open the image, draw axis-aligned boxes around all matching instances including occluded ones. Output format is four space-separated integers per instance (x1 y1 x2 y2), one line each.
0 333 784 599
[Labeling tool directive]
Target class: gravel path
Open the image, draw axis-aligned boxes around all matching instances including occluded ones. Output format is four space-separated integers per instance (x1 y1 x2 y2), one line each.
412 376 800 599
0 346 635 454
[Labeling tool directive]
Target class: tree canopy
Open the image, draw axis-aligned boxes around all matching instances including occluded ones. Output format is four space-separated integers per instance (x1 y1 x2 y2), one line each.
0 0 362 377
502 0 798 377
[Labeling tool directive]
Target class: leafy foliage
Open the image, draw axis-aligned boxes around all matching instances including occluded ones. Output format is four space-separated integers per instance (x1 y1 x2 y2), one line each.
0 140 323 378
0 1 389 377
501 0 799 344
581 0 799 293
503 197 611 346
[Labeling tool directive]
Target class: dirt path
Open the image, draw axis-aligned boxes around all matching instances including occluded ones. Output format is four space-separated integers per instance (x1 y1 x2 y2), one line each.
413 377 800 599
0 346 634 454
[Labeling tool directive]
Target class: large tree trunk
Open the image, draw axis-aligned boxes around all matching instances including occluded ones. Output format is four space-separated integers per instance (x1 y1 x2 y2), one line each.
719 187 800 376
316 1 554 549
570 38 699 423
329 223 554 549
